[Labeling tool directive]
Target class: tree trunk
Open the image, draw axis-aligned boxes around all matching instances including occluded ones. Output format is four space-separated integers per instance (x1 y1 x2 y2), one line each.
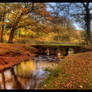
2 72 6 89
84 3 91 45
11 67 22 89
86 12 91 44
85 19 91 45
8 12 23 43
0 25 4 42
8 28 15 43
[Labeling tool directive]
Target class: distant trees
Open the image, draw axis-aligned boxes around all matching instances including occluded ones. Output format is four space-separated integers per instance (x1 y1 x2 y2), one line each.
45 3 76 41
0 2 85 44
0 3 12 42
47 2 92 45
68 2 92 44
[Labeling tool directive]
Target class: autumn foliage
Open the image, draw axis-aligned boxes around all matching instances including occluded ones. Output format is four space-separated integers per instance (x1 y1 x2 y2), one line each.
41 49 92 89
0 43 37 72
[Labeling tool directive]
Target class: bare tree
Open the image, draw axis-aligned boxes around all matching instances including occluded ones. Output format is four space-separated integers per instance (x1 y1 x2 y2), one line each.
68 2 92 44
48 2 92 45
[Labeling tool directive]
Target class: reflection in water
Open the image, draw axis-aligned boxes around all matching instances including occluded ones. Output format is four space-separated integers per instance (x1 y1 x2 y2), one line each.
16 61 36 78
0 55 59 89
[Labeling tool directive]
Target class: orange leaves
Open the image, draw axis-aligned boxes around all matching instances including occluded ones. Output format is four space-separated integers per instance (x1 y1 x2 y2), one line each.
20 8 28 13
0 22 6 25
41 49 92 89
46 12 50 17
41 10 53 21
79 85 83 88
35 3 46 9
41 9 46 16
0 44 37 72
47 16 53 21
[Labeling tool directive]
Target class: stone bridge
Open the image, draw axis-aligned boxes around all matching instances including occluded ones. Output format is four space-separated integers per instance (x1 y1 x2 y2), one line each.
32 45 85 56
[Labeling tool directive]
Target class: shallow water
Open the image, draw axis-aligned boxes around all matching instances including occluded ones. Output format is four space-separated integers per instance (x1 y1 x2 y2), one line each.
0 55 61 89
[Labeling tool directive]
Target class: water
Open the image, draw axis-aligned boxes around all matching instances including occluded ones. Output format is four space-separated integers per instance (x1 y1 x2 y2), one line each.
0 55 61 89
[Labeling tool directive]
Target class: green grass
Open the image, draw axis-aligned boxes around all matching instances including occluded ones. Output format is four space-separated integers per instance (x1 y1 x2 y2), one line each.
30 41 81 46
44 67 52 72
40 64 61 88
32 43 81 46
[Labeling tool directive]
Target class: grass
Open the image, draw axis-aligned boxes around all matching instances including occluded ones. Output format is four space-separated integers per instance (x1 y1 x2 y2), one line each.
31 41 81 46
40 50 92 89
44 67 52 72
34 43 81 46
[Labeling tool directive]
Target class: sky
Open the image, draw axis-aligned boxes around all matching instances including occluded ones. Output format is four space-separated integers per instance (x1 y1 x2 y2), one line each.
73 23 83 30
46 2 83 31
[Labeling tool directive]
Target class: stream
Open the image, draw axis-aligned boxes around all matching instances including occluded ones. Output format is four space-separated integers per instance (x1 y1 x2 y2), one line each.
0 55 62 89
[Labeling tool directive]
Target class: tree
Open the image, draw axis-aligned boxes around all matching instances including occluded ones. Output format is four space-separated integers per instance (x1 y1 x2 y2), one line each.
48 2 92 45
6 3 52 43
64 2 92 44
0 3 12 42
46 3 75 41
68 2 92 44
6 3 34 43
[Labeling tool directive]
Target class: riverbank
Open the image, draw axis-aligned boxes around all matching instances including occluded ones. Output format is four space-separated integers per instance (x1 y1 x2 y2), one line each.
40 49 92 89
0 43 37 73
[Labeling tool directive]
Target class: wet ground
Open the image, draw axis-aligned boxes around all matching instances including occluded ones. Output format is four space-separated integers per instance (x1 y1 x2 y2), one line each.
0 55 62 89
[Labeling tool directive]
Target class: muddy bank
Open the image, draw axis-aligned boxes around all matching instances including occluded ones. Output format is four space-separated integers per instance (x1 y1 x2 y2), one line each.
0 44 37 73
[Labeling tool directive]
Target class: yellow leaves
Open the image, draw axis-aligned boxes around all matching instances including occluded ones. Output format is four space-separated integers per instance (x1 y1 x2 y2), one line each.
16 60 36 77
44 85 47 87
0 22 6 25
79 85 83 88
65 82 73 88
41 9 46 16
20 8 28 12
55 81 61 86
47 16 53 21
41 32 57 42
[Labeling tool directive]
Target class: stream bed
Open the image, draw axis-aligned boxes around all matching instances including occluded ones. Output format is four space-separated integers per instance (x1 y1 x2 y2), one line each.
0 55 62 89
